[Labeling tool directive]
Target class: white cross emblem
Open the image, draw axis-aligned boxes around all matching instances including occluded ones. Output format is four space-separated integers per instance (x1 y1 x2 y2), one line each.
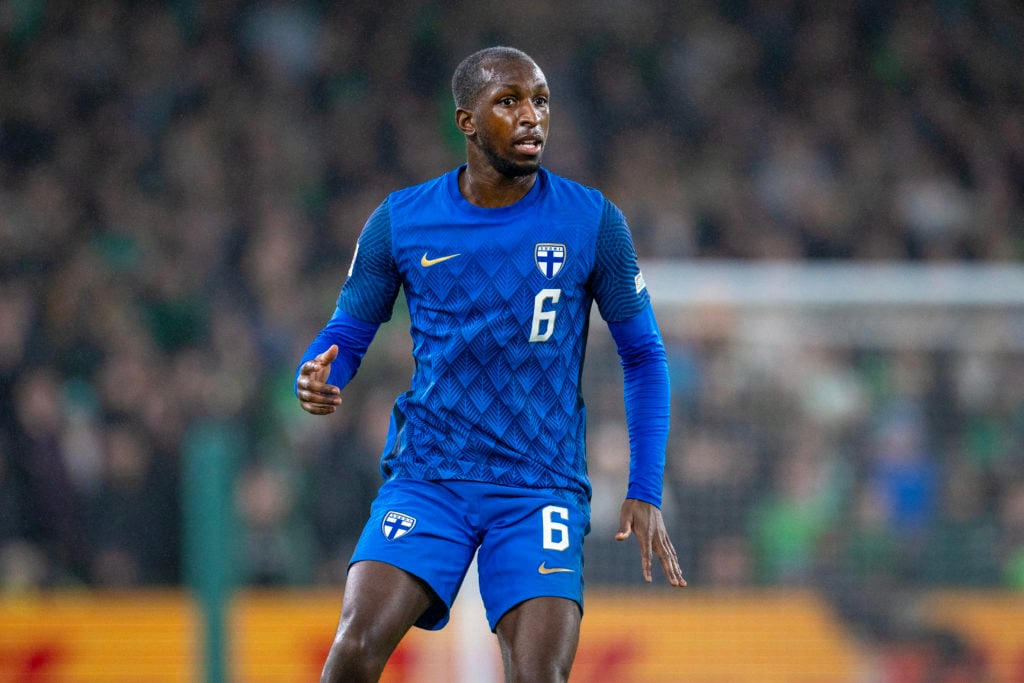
535 243 566 279
382 511 416 540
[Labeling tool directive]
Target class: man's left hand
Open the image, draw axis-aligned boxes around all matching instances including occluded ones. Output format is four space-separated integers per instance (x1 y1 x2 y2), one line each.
615 498 687 587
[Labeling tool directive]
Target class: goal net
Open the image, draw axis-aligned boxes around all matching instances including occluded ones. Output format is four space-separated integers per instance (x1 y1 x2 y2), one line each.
577 261 1024 678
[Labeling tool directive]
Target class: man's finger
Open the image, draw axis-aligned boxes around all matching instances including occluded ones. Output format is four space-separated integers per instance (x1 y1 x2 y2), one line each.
641 532 653 583
615 518 632 541
629 516 654 583
304 383 341 398
316 344 339 364
655 537 687 587
300 385 341 404
300 345 339 378
299 359 327 377
301 401 337 415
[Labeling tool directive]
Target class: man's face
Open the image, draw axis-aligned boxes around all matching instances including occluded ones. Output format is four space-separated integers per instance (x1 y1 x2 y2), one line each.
468 58 550 178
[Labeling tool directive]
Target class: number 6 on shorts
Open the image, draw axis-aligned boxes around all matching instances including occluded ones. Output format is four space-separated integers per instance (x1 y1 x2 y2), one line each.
542 505 570 551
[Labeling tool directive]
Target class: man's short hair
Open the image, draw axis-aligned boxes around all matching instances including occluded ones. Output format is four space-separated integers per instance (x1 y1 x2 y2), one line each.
451 46 536 110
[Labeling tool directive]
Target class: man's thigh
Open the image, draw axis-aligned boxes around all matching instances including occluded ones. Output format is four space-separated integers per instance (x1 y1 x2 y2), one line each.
495 596 582 682
475 487 589 631
350 478 479 630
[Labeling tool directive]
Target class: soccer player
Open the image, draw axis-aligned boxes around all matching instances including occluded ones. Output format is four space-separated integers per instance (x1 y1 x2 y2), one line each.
296 46 685 682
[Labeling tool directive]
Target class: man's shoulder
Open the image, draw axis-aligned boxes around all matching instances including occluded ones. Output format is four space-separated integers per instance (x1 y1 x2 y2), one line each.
540 167 602 197
388 168 455 206
541 168 605 202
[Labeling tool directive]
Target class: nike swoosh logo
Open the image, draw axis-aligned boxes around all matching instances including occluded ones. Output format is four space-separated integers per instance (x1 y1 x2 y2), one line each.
421 252 461 267
538 562 575 575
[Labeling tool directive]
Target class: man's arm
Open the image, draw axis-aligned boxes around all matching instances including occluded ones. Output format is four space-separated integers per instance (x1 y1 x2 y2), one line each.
607 306 669 508
295 310 381 415
295 199 399 415
590 197 684 586
607 306 686 587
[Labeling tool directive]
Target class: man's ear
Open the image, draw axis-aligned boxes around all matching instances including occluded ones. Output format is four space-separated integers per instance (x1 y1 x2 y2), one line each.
455 108 475 137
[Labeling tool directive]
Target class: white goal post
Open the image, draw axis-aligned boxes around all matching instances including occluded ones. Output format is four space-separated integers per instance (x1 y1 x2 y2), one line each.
642 260 1024 352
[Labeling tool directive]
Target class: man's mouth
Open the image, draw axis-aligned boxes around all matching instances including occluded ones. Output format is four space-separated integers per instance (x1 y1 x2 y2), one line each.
513 136 543 155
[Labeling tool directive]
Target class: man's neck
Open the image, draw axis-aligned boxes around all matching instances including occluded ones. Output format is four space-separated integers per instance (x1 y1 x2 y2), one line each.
458 162 537 208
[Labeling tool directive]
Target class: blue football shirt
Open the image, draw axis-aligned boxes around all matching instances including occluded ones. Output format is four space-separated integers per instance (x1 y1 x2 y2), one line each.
333 166 652 510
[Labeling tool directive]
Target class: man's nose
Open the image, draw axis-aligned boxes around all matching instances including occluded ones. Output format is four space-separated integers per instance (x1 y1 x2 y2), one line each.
518 101 539 125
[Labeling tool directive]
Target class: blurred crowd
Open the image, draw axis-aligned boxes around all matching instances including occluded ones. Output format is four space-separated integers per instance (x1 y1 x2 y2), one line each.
1 0 1023 645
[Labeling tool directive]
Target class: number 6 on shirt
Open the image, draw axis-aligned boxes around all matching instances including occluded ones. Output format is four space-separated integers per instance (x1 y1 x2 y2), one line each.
529 289 561 342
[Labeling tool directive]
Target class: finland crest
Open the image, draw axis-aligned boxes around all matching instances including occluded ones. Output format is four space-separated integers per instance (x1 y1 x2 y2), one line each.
382 511 416 540
535 243 566 279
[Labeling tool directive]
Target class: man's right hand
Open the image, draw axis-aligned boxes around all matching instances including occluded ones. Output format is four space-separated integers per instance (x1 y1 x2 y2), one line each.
296 344 342 415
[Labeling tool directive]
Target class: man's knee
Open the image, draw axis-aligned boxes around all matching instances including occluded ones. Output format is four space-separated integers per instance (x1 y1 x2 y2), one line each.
320 632 390 683
503 652 574 683
496 597 580 682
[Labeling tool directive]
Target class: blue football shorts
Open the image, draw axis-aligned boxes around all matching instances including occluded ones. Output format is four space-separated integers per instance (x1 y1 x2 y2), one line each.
349 478 590 631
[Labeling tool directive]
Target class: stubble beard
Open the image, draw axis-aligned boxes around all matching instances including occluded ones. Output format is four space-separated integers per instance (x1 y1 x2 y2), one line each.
478 134 542 179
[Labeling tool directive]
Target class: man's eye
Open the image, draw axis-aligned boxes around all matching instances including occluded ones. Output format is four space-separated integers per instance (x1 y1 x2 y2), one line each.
534 97 548 107
500 97 516 106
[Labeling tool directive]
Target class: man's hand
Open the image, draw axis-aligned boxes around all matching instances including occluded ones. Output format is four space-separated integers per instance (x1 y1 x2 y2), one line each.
615 498 687 587
296 345 342 415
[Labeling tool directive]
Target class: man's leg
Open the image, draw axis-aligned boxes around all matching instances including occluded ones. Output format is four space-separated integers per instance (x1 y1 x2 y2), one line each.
494 596 581 683
320 560 434 683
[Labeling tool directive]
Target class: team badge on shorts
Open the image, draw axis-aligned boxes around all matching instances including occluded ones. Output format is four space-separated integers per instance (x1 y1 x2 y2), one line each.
535 243 566 279
382 511 417 540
